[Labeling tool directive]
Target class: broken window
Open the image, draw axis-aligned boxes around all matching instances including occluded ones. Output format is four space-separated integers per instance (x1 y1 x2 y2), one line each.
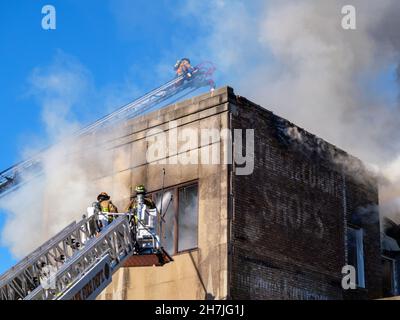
154 189 175 254
347 226 365 288
152 182 199 255
178 184 199 252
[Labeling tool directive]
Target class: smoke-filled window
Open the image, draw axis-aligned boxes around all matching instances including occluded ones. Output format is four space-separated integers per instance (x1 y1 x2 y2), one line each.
178 184 198 252
347 227 365 288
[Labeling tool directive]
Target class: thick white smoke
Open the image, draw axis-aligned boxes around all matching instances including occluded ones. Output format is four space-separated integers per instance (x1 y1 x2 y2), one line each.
0 53 90 257
255 1 400 224
0 52 132 258
185 0 400 223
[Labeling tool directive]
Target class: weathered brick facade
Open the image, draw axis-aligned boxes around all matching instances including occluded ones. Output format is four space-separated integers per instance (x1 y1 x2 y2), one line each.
228 93 382 299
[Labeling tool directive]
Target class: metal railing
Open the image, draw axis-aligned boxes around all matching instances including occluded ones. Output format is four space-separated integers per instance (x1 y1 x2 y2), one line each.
25 216 134 300
0 210 171 300
0 215 96 300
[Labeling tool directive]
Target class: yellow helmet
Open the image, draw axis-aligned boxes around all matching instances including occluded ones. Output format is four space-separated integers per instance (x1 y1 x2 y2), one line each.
135 184 146 195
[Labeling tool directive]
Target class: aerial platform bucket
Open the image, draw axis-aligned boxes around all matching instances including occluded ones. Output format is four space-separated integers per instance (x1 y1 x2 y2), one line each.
123 248 173 267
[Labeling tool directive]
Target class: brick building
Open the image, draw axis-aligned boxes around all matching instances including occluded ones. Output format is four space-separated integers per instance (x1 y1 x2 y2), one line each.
77 86 382 300
229 90 381 300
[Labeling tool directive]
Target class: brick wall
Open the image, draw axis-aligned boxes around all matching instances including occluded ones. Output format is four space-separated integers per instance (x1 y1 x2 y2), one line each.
229 94 382 300
343 176 381 299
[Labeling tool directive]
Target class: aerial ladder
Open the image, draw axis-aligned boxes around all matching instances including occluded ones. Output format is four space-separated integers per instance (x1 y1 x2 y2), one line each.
0 207 172 300
0 61 216 199
0 60 215 300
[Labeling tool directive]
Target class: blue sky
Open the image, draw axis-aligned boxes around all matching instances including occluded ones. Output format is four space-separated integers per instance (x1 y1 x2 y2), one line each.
0 1 399 275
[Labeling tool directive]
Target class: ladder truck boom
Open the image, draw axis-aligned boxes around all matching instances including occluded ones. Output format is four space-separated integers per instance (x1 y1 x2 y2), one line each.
0 215 98 300
1 213 172 300
0 221 75 283
25 216 133 300
0 62 216 199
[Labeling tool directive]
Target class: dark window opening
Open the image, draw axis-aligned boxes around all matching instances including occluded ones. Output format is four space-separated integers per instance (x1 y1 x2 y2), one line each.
382 256 397 297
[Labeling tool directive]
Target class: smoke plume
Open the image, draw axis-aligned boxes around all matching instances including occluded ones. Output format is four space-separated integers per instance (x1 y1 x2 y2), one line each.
0 52 132 258
185 0 400 223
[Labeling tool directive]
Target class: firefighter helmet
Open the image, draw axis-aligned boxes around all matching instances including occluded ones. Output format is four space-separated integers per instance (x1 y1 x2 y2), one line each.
97 192 110 201
135 184 146 195
174 60 181 70
174 58 191 70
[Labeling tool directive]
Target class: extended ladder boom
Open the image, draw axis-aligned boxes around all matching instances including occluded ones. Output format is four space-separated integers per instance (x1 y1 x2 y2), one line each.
0 221 76 283
0 212 171 300
0 215 97 300
0 62 215 198
25 216 134 300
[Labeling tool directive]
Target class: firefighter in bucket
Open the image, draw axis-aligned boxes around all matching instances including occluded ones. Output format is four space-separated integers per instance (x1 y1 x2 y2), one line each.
125 185 159 253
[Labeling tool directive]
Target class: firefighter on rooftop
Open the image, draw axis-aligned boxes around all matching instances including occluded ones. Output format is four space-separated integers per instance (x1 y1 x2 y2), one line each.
174 58 194 79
